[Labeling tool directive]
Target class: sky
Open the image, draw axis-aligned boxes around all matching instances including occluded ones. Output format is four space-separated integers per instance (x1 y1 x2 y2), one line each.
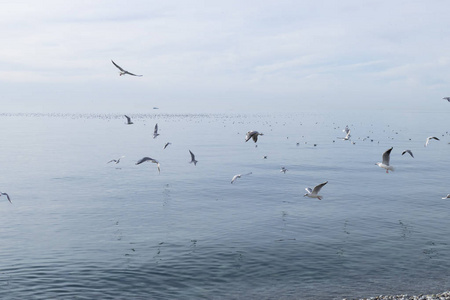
1 0 450 114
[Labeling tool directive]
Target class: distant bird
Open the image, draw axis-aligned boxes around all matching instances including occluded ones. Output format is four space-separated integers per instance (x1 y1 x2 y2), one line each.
338 130 351 141
163 142 171 149
280 167 288 173
401 150 414 158
304 181 328 200
189 150 198 166
153 123 160 139
124 115 133 125
425 136 440 147
231 172 252 184
443 97 450 102
107 156 125 164
245 131 264 143
111 60 143 77
376 147 394 173
442 194 450 199
0 192 11 204
135 157 160 173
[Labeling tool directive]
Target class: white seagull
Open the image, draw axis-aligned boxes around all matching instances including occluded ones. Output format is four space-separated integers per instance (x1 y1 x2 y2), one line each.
338 130 351 141
401 150 414 158
189 150 198 166
153 123 160 139
135 157 160 173
442 194 450 199
245 131 264 143
443 97 450 102
231 172 252 184
124 115 133 125
425 136 440 147
107 156 125 164
280 167 288 173
111 60 143 77
304 181 328 200
376 147 394 173
0 192 11 204
163 142 171 149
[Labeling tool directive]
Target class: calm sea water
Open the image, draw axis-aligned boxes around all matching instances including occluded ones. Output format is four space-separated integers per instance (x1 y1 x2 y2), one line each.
0 110 449 299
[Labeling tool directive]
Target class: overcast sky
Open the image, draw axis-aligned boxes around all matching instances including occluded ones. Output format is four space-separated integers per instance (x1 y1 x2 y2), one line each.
1 0 449 113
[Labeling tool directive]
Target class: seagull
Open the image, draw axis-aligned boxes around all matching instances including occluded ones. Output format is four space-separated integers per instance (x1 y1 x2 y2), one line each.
189 150 198 166
338 130 351 141
442 194 450 199
124 115 133 125
304 181 328 200
245 131 264 143
280 167 288 173
107 156 125 164
153 123 160 139
231 172 252 184
401 150 414 158
135 157 160 173
425 136 440 147
443 97 450 102
163 142 171 149
375 147 394 173
111 60 143 77
0 192 11 204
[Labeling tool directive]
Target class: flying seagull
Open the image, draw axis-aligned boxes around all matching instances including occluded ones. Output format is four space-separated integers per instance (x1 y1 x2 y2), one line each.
425 136 440 147
442 194 450 199
0 192 11 204
124 115 133 125
304 181 328 200
163 142 171 149
443 97 450 102
376 147 394 173
245 130 264 143
189 150 198 166
280 167 288 173
338 130 351 141
135 157 160 173
153 123 160 139
111 60 143 77
231 172 252 184
401 150 414 158
107 156 125 164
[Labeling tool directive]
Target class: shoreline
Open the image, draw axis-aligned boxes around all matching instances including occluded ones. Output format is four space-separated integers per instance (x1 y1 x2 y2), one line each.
344 291 450 300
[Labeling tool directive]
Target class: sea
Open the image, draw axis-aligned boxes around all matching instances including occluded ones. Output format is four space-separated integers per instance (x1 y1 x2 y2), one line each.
0 109 449 299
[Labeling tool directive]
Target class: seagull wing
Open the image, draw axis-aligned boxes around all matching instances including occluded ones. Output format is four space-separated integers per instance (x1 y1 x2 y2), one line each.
312 181 328 195
245 131 254 142
124 115 132 123
1 192 11 203
124 70 143 77
402 150 414 158
154 124 158 135
112 60 125 72
136 157 153 165
189 150 196 161
382 147 393 165
305 187 313 195
107 159 117 164
231 174 240 184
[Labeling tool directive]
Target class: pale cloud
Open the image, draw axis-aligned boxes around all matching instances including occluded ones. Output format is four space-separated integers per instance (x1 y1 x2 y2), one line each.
0 0 450 112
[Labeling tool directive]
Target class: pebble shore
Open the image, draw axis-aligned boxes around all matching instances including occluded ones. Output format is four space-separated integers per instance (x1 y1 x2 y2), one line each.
344 291 450 300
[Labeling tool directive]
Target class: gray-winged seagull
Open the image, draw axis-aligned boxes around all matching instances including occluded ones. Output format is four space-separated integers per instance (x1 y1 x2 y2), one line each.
304 181 328 200
189 150 198 166
0 192 11 204
401 150 414 158
136 157 160 173
231 172 252 184
245 131 264 143
112 60 143 77
376 147 394 173
425 136 439 147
